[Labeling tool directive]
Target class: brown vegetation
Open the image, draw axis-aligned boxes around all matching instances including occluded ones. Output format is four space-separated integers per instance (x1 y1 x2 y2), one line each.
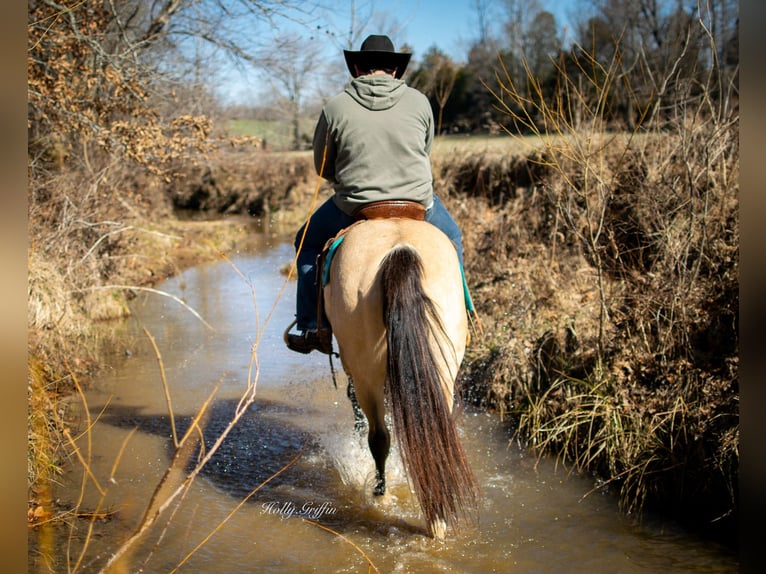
439 131 738 543
27 0 737 559
448 28 740 542
28 129 738 550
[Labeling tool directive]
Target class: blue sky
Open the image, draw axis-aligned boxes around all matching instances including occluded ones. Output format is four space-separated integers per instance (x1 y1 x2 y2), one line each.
394 0 578 62
397 0 481 61
214 0 581 105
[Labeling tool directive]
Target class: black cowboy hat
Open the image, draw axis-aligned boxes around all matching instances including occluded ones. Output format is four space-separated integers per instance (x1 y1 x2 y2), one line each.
343 35 412 79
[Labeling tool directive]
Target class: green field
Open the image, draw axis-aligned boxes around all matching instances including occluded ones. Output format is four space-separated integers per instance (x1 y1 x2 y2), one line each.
222 118 317 151
222 116 541 157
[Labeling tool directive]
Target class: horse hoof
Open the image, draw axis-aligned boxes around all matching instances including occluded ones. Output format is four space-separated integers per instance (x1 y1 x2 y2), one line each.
373 481 386 496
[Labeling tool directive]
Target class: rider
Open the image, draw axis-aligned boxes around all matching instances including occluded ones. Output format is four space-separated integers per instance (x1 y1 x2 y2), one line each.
285 34 464 355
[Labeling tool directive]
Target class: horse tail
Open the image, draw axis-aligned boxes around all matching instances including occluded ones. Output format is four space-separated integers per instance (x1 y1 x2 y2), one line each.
380 245 478 536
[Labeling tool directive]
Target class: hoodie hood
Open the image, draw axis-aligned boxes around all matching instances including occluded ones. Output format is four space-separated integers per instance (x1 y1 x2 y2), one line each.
344 74 407 111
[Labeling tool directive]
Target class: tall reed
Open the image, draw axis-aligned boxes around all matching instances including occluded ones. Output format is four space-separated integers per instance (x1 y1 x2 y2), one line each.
461 30 738 536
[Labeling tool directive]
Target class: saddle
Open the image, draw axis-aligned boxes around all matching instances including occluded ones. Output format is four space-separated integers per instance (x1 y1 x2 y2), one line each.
315 200 426 331
353 199 426 221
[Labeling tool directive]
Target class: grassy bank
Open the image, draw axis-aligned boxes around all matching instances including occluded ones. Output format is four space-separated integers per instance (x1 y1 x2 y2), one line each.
28 128 737 547
435 130 738 543
27 154 277 524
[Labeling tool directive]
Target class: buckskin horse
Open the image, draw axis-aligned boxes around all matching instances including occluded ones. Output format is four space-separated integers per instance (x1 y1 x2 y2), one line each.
321 204 478 539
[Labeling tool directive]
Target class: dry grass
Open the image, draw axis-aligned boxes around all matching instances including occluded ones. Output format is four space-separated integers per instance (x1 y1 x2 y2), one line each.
425 127 737 539
28 87 737 559
444 42 738 542
445 130 738 540
26 148 276 527
28 130 737 540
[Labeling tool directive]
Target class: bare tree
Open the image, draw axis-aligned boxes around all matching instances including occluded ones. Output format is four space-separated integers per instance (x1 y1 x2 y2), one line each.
433 60 459 135
412 48 460 135
313 0 402 52
259 35 327 149
309 0 405 93
471 0 495 46
502 0 544 84
569 0 737 128
28 0 313 171
525 10 561 80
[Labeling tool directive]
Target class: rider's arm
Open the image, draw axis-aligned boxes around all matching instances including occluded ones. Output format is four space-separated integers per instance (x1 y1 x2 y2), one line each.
312 111 336 181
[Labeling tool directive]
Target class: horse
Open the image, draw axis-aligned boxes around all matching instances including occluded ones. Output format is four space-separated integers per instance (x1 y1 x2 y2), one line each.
322 216 478 539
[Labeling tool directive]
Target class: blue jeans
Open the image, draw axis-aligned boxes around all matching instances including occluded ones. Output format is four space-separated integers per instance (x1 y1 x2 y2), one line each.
293 195 464 331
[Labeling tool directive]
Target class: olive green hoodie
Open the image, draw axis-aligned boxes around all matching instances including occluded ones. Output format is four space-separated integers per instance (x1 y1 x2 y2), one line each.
312 74 435 216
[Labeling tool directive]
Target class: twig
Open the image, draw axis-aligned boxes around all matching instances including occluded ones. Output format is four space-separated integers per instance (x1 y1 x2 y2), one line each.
142 326 179 447
77 284 215 330
62 428 105 497
169 450 304 573
100 377 222 572
301 519 381 574
79 224 133 265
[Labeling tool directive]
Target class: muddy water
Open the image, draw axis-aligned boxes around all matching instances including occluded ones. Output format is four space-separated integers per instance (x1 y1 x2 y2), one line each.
33 237 737 573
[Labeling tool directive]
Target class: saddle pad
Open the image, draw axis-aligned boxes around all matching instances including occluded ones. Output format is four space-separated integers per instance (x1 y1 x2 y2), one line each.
322 235 345 287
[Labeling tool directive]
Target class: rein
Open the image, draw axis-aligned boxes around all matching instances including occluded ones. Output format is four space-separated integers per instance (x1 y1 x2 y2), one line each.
328 352 340 389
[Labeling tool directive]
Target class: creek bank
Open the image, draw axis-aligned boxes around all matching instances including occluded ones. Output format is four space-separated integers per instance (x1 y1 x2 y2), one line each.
164 143 738 547
29 138 738 549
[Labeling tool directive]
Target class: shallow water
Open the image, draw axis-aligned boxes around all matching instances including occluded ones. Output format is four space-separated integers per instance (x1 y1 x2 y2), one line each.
30 238 738 573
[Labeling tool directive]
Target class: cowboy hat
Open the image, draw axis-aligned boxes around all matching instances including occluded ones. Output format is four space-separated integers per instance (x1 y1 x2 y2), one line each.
343 35 412 79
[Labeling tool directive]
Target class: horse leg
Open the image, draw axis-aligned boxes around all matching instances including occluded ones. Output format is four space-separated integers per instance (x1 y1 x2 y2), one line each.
368 419 390 496
347 371 390 497
361 390 390 496
346 378 366 433
346 380 388 494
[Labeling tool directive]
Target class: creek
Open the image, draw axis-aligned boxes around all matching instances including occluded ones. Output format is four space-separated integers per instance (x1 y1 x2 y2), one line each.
30 229 737 573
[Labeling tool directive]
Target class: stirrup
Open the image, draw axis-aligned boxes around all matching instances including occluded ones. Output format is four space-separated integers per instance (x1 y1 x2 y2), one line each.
283 320 333 355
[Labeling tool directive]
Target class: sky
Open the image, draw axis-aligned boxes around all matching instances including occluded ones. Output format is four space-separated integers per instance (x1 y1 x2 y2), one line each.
388 0 578 63
396 0 482 62
215 0 581 106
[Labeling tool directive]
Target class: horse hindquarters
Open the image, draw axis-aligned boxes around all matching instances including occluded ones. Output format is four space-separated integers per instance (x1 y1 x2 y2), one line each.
380 246 477 538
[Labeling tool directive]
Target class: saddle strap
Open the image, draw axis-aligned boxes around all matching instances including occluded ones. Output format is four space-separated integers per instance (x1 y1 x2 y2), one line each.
354 200 426 221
